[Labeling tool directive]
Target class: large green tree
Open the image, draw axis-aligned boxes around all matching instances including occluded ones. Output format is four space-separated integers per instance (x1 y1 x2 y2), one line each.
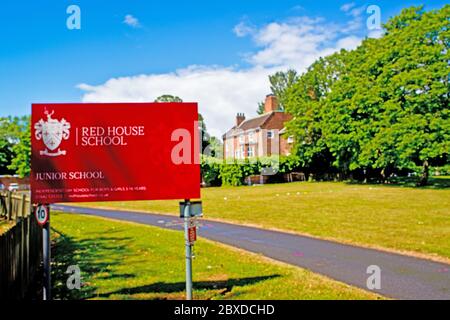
257 69 299 114
9 117 31 177
284 52 348 174
285 5 449 185
154 94 183 103
0 116 31 177
0 117 19 174
269 69 299 108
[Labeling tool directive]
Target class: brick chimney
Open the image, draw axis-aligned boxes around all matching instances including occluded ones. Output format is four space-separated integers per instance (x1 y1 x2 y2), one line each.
236 113 245 126
264 94 278 113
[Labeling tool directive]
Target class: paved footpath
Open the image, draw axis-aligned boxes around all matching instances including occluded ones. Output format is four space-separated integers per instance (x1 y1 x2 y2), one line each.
53 204 450 300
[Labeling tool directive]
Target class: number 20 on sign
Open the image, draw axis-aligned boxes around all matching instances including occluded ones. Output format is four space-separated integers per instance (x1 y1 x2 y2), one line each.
35 205 49 226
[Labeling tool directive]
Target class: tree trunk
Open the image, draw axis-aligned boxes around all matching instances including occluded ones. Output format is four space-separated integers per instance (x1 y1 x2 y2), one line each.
417 160 429 187
380 168 387 183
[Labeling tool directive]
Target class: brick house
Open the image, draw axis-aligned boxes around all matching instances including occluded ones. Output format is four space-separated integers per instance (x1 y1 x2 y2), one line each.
222 95 294 159
0 175 30 190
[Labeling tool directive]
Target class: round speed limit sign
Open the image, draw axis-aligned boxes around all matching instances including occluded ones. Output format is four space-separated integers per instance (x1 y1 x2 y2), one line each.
35 205 49 226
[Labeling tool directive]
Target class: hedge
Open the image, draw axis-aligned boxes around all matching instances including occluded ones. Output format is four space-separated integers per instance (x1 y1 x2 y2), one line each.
201 155 303 187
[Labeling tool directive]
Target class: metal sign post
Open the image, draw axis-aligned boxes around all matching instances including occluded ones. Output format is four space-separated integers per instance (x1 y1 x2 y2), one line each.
43 215 51 300
180 200 202 300
36 204 51 300
183 200 193 300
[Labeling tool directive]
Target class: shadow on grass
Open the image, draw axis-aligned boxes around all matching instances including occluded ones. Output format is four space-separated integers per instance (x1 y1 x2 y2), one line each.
98 275 280 299
51 226 280 300
51 227 134 300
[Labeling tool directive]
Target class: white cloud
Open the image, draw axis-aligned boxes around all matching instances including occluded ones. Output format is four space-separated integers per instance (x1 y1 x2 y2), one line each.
78 66 274 138
233 21 255 37
340 2 356 12
124 14 140 28
248 17 343 69
368 29 384 39
349 6 365 18
241 16 361 70
341 5 367 33
336 36 362 51
79 14 364 137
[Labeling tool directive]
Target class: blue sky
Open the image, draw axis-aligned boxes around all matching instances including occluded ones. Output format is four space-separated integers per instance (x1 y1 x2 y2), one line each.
0 1 447 136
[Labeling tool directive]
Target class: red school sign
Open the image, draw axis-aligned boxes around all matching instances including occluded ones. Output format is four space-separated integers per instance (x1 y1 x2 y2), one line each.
31 103 201 204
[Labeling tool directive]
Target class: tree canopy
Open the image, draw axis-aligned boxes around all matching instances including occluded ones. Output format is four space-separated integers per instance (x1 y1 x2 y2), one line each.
284 5 449 185
154 94 183 103
257 69 299 114
0 116 30 177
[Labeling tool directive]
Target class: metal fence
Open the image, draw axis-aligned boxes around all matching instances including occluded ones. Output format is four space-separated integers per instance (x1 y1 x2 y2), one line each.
0 191 42 299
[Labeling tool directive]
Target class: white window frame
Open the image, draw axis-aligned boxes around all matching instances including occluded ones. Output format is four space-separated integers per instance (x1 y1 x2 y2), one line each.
287 136 294 144
267 130 274 139
248 131 255 143
226 141 233 158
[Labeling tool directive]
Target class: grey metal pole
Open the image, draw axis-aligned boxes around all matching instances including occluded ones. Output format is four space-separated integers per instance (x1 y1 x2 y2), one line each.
184 200 193 300
43 209 51 300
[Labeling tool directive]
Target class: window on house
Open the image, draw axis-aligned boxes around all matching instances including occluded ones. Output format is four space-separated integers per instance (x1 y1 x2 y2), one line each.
267 130 274 139
248 146 254 157
287 136 294 144
248 132 254 143
225 142 232 158
239 134 245 144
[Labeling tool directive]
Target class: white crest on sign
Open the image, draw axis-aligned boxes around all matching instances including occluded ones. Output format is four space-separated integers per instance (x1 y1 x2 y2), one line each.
35 109 71 157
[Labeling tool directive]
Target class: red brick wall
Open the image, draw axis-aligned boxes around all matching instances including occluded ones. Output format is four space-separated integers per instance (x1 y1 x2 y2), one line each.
262 112 292 130
262 112 292 156
280 135 293 156
264 95 279 113
223 112 293 159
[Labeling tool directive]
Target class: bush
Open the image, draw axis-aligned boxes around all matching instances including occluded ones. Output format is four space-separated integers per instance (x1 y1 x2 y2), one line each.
201 156 222 186
219 162 244 186
431 165 450 176
201 155 449 186
200 155 305 187
279 155 302 174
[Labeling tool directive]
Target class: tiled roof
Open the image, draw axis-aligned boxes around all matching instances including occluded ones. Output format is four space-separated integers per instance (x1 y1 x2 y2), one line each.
224 113 274 137
238 113 272 130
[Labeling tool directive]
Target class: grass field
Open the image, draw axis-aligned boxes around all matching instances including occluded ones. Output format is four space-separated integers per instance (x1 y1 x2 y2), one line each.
78 179 450 260
50 212 381 300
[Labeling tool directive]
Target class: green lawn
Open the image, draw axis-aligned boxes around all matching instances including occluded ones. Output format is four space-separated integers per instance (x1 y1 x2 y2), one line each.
51 211 381 300
78 179 450 260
